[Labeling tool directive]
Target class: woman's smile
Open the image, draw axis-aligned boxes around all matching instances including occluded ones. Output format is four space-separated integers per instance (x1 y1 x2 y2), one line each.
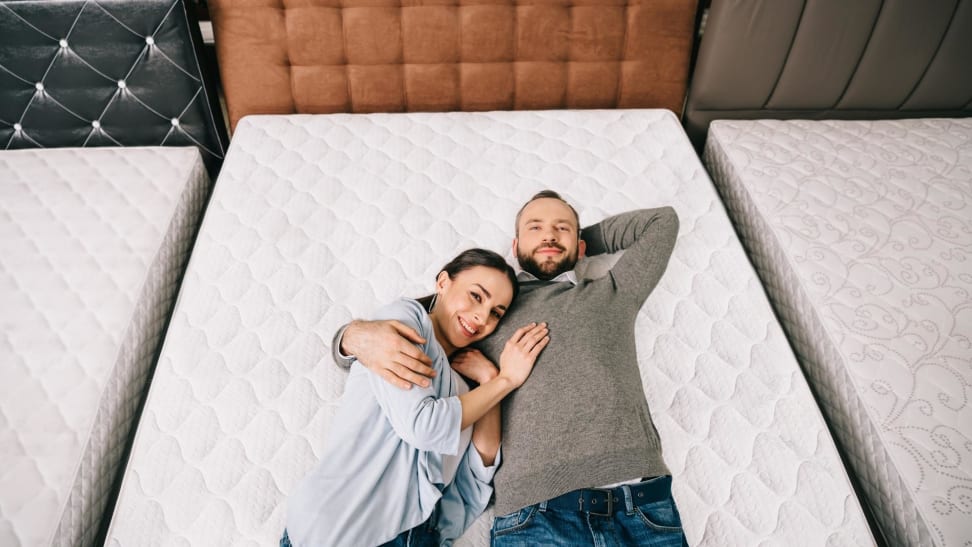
458 315 480 338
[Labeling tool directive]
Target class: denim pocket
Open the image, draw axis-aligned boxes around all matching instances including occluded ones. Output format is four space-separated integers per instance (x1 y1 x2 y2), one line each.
491 505 538 536
635 497 684 532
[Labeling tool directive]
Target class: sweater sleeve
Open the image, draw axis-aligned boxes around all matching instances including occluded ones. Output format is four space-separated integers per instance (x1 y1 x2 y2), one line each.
364 299 463 455
330 323 355 370
581 207 679 306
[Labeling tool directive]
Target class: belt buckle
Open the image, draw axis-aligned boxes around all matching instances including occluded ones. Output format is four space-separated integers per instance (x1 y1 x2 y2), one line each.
588 489 614 517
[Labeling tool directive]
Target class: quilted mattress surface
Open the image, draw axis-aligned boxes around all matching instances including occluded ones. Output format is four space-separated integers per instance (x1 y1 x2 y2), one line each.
704 118 972 547
0 147 209 546
106 110 873 546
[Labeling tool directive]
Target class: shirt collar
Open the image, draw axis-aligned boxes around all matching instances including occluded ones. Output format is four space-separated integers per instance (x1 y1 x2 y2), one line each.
516 269 578 285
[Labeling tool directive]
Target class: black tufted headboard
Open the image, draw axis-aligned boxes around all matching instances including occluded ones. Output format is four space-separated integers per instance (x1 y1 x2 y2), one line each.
0 0 227 175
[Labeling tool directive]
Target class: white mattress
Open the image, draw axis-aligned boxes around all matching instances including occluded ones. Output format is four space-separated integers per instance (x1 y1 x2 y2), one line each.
0 147 209 547
105 110 873 546
704 118 972 547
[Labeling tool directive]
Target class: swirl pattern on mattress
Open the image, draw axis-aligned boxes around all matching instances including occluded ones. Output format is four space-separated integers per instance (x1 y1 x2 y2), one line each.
704 118 972 547
105 110 873 546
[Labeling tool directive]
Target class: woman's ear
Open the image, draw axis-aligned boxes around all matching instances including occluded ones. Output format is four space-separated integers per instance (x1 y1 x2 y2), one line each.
436 271 451 292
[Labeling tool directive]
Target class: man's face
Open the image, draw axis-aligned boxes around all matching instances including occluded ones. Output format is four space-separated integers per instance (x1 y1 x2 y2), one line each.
514 198 586 280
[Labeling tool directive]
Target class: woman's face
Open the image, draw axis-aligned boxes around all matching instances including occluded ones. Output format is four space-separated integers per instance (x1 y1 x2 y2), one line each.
431 265 513 353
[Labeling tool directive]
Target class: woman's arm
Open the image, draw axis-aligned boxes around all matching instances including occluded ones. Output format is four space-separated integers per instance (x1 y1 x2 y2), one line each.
457 322 548 430
365 301 547 454
472 405 501 466
451 349 503 465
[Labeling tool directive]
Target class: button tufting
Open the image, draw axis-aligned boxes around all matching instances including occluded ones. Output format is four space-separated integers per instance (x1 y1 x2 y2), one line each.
91 120 101 129
0 0 226 186
170 118 180 127
13 123 22 132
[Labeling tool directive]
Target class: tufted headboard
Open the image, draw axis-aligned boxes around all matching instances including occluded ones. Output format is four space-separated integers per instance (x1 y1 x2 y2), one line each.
683 0 972 147
209 0 701 131
0 0 228 175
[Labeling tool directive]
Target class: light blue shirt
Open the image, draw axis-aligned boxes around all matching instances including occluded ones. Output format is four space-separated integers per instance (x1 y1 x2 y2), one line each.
287 298 499 547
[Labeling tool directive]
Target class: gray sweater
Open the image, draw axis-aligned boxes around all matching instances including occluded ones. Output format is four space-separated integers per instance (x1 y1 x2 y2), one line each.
474 207 679 515
334 207 680 516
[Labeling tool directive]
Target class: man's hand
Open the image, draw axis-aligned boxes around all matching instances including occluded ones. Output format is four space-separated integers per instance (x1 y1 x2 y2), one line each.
450 349 499 385
342 319 435 389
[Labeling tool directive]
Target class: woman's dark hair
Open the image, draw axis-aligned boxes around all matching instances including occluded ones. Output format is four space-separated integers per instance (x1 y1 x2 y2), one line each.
418 248 519 312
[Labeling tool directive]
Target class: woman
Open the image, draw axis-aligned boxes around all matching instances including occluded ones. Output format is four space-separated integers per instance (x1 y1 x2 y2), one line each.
285 249 549 546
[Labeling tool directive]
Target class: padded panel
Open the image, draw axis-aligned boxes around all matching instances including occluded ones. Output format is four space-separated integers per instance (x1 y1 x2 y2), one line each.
684 0 805 109
765 0 881 110
0 0 228 175
683 0 972 147
838 0 958 109
903 0 972 110
210 0 699 130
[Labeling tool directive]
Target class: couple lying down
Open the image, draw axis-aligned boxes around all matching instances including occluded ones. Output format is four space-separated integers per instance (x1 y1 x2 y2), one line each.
285 190 685 546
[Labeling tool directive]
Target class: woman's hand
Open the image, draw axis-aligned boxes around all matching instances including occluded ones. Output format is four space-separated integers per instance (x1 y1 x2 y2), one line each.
498 322 549 388
455 323 549 429
451 349 499 384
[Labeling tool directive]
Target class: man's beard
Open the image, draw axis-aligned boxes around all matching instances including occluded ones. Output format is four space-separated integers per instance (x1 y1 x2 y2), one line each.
517 243 579 280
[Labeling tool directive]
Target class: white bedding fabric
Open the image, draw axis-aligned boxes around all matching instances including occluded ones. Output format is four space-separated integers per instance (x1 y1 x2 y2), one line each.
105 110 873 546
0 147 209 547
704 118 972 547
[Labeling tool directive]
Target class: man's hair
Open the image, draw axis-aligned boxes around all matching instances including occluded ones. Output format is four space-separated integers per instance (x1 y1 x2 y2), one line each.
514 190 581 236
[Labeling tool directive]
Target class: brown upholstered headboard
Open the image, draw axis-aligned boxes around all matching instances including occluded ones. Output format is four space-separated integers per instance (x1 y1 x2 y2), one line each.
209 0 700 131
683 0 972 147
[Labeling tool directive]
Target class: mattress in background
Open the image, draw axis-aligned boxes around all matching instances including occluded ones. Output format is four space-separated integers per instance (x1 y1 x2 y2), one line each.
0 147 209 546
105 110 874 546
705 118 972 546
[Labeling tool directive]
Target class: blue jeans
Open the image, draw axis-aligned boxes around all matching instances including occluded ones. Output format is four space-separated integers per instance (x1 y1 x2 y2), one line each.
491 476 688 547
377 519 438 547
280 519 437 547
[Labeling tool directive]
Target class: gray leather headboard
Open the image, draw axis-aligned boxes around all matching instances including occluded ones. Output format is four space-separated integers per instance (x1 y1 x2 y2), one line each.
683 0 972 147
0 0 227 175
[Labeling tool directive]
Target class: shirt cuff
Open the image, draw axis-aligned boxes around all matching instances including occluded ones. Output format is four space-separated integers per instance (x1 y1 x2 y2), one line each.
332 324 356 368
468 444 501 482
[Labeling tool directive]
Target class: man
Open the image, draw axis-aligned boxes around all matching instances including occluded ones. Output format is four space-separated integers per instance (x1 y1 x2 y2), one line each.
332 190 684 545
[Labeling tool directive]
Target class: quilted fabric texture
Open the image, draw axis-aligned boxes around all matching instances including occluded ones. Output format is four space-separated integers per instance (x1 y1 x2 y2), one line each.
106 110 873 546
704 118 972 546
209 0 698 131
0 0 227 175
0 147 209 546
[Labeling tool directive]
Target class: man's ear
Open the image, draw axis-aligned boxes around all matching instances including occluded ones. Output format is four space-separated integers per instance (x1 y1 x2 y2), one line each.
578 238 587 258
512 238 518 257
